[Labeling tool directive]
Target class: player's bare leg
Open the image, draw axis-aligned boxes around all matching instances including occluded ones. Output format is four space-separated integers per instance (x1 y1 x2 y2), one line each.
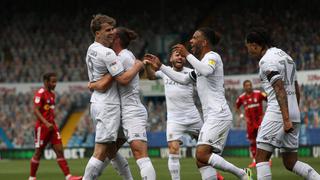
83 142 117 180
130 140 156 180
282 152 320 179
255 148 272 180
168 140 181 180
29 148 43 180
196 145 250 180
107 138 133 180
52 144 82 180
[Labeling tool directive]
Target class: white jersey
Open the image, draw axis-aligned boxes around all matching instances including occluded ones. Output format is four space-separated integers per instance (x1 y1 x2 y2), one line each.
259 47 300 122
195 51 232 121
118 49 142 105
86 42 124 104
156 67 201 124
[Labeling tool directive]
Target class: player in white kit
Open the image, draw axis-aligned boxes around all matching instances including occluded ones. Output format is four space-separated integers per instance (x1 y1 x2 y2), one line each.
83 15 144 180
145 49 209 180
245 27 320 180
145 27 252 180
89 27 156 180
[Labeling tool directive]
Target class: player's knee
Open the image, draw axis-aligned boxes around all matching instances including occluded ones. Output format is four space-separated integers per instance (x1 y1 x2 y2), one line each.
196 146 211 164
168 142 180 154
130 140 148 159
283 159 296 171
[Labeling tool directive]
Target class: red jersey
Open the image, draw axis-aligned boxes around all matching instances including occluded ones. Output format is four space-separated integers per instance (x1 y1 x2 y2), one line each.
33 87 55 125
236 90 267 125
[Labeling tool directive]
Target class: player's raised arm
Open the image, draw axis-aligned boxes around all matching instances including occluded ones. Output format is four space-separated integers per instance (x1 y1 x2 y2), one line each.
144 53 193 85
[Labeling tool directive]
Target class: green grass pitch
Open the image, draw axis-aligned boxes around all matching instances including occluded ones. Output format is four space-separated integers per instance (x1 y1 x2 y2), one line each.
0 157 319 179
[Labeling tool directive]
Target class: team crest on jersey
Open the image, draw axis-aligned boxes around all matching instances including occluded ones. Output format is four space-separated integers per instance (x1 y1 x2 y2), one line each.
35 96 41 103
47 99 50 103
254 98 257 102
208 59 216 65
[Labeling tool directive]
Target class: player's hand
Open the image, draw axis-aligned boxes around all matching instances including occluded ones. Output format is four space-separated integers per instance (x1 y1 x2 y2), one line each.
284 120 294 133
172 44 190 57
144 54 162 71
87 82 94 92
45 122 53 131
134 59 144 70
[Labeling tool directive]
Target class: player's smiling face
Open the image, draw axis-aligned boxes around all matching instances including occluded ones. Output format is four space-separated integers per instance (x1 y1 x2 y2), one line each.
97 23 115 47
170 50 186 70
190 31 205 58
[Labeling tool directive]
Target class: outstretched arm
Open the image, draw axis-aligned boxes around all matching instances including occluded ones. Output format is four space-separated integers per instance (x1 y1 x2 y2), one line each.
173 44 213 76
144 53 192 84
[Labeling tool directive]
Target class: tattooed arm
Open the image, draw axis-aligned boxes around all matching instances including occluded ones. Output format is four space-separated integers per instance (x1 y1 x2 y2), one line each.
272 79 293 133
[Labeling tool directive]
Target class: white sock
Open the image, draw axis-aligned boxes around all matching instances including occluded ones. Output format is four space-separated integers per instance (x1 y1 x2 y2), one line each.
208 153 246 178
97 157 110 176
65 174 71 180
293 161 320 180
83 157 105 180
199 166 217 180
28 177 36 180
111 152 133 180
168 154 181 180
136 157 156 180
256 162 271 180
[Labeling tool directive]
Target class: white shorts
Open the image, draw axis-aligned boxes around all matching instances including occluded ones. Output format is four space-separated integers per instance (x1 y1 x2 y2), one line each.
166 121 203 142
257 120 300 153
90 103 121 143
197 120 232 155
121 104 148 143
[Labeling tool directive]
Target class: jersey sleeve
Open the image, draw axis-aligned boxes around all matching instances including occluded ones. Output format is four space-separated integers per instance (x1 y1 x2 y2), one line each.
260 59 282 85
155 71 164 79
235 96 242 108
34 89 44 108
260 91 268 101
188 70 197 82
203 53 219 71
102 50 124 77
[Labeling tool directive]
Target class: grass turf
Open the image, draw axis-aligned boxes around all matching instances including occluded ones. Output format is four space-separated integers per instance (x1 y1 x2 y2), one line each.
0 157 319 179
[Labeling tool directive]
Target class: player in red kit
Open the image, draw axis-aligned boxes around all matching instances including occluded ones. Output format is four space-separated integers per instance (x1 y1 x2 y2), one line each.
235 80 267 168
29 72 82 180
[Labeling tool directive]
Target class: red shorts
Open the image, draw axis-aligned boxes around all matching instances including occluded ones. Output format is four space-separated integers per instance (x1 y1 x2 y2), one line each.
34 123 62 149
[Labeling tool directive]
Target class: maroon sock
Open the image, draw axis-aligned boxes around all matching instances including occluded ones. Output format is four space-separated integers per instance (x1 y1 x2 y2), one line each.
30 157 40 177
57 158 70 176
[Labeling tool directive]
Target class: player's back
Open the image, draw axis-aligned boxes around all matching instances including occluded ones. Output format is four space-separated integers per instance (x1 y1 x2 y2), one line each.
196 51 232 121
259 47 300 122
117 49 141 105
86 42 120 105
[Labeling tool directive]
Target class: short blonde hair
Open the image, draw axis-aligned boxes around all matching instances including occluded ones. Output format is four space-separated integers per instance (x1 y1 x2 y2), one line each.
90 14 116 36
